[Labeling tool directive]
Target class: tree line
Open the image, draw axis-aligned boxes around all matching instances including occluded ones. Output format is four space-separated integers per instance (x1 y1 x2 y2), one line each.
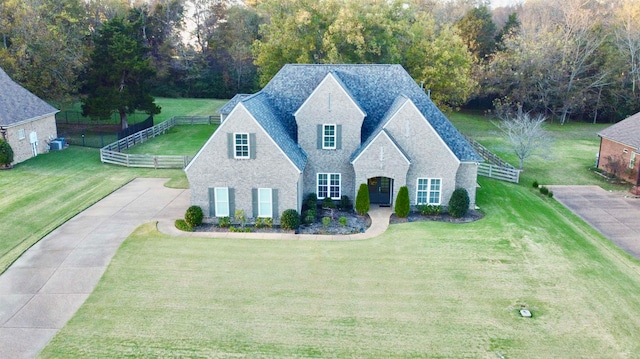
1 0 638 123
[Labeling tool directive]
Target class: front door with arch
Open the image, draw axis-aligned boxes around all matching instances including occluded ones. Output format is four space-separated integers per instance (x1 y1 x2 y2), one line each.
368 177 393 206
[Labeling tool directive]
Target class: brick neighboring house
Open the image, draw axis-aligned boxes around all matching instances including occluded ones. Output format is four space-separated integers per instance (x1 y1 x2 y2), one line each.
0 67 59 165
597 112 640 192
185 64 482 220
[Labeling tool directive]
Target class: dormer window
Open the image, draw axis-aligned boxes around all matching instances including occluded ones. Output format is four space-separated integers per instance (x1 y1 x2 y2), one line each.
323 124 336 149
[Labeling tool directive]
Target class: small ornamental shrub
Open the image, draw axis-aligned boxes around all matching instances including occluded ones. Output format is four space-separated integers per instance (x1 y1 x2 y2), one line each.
305 193 318 210
448 188 470 218
547 190 554 198
417 204 442 216
264 217 273 228
184 206 204 227
0 139 13 167
304 209 316 224
532 180 539 188
339 216 347 227
255 217 265 228
539 186 549 195
322 197 337 209
355 183 370 215
175 219 193 232
322 216 332 228
394 186 410 218
218 216 231 228
234 209 246 228
230 226 252 233
280 209 301 230
339 195 352 210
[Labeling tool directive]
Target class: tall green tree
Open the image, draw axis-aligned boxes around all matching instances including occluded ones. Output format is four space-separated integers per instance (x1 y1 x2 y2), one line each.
81 14 160 129
455 5 497 61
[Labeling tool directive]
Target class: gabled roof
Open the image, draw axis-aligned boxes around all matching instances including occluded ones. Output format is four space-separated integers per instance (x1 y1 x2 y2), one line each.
351 128 411 165
0 67 58 127
598 112 640 149
218 94 251 115
223 64 481 162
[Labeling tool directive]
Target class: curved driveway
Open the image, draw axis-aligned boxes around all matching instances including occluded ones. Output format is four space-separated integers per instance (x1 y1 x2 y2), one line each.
549 185 640 260
0 178 189 359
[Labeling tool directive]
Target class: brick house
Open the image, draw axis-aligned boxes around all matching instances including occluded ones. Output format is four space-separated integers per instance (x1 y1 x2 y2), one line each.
185 64 481 219
0 67 59 165
597 112 640 190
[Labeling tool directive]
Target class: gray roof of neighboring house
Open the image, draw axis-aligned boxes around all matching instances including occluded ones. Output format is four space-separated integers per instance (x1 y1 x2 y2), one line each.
598 112 640 149
0 67 58 127
223 64 481 163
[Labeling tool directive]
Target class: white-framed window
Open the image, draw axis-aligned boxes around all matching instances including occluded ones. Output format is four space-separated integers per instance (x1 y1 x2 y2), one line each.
215 187 230 217
317 173 341 199
18 128 25 140
416 178 442 205
234 133 249 158
630 152 637 169
323 124 336 149
258 188 273 218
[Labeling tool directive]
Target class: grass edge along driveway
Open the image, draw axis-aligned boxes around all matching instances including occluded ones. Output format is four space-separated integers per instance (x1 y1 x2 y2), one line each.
40 178 640 358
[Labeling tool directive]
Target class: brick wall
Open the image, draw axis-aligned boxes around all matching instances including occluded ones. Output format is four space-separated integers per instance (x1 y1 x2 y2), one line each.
5 115 57 165
598 137 639 184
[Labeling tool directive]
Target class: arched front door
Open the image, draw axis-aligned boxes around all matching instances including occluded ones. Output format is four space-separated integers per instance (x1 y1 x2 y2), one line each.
368 177 393 206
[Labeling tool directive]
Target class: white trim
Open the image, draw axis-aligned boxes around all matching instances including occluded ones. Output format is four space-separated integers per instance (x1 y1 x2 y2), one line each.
214 187 230 217
258 187 273 218
416 178 442 205
351 129 411 165
293 72 366 118
322 123 337 149
234 132 250 159
317 172 341 200
387 99 460 165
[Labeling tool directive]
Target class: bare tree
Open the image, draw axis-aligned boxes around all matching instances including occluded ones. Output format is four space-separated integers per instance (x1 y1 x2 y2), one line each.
494 106 551 170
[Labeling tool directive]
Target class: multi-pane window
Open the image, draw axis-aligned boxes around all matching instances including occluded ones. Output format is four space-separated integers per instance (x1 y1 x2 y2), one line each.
416 178 442 205
323 124 336 149
317 173 341 199
234 133 249 158
258 188 272 218
215 187 229 217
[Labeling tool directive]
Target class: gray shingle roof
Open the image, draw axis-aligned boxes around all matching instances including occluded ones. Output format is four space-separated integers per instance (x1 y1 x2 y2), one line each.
226 64 481 163
0 67 58 127
598 112 640 149
219 94 251 115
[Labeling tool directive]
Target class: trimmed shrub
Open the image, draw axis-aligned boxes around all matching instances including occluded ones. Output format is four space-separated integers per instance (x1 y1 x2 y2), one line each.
184 206 203 227
339 216 347 227
322 216 331 228
280 209 301 230
394 186 410 218
448 188 470 218
547 190 554 198
539 186 549 195
355 183 370 215
322 196 337 209
417 204 442 216
532 180 539 188
339 195 352 210
304 209 316 224
218 216 231 228
0 139 13 167
175 219 193 232
304 193 318 211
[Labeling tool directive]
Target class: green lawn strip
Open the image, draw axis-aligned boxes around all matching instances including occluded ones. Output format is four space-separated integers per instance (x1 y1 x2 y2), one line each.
122 124 217 156
448 112 629 190
0 147 186 273
153 98 228 123
40 178 640 358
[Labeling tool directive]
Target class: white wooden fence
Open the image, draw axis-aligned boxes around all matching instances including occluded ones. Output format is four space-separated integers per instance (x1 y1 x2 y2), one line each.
100 116 218 169
477 162 521 183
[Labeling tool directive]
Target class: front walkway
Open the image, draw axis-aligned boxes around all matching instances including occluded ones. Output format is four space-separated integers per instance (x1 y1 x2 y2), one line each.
0 179 392 358
549 185 640 260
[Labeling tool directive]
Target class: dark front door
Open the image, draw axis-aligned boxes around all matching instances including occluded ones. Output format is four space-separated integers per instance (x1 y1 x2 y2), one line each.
368 177 392 205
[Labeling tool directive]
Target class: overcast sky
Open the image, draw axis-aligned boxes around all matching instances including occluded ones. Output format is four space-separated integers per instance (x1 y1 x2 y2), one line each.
490 0 524 8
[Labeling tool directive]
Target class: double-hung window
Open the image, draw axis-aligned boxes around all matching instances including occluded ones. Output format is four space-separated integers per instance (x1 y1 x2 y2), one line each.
258 188 272 218
317 173 341 199
416 178 441 205
323 124 336 149
214 187 230 217
234 133 249 158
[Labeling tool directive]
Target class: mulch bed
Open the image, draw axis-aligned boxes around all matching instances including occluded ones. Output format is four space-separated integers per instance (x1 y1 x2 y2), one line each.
389 210 484 225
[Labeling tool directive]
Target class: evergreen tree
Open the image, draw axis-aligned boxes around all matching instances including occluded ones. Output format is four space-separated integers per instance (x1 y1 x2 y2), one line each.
355 183 370 216
81 14 160 129
394 186 410 218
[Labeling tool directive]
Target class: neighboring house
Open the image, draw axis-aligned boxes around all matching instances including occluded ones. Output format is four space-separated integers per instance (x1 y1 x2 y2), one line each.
597 112 640 189
0 67 59 165
186 64 481 220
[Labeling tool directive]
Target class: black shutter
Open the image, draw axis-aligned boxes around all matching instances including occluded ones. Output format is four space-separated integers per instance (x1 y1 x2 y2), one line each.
252 188 258 218
317 124 323 149
228 188 235 217
272 189 278 218
208 188 215 217
227 133 234 158
336 125 342 150
250 133 256 159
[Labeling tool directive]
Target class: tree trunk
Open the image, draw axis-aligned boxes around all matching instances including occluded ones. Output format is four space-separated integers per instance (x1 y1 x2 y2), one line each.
119 109 129 130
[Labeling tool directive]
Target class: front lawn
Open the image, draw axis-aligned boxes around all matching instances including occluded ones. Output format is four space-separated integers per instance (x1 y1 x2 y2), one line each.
39 178 640 358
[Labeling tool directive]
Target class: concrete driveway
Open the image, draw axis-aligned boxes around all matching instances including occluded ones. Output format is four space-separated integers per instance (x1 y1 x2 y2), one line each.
549 185 640 259
0 178 189 359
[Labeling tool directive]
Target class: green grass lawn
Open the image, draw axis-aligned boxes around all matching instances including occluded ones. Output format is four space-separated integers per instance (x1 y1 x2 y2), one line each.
39 178 640 358
448 112 629 190
122 124 217 156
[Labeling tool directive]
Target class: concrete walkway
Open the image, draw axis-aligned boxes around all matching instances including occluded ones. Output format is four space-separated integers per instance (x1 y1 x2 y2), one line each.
549 185 640 260
0 178 188 359
0 178 392 358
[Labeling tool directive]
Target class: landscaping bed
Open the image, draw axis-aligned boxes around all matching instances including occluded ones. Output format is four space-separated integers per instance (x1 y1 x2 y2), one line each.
389 209 484 225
